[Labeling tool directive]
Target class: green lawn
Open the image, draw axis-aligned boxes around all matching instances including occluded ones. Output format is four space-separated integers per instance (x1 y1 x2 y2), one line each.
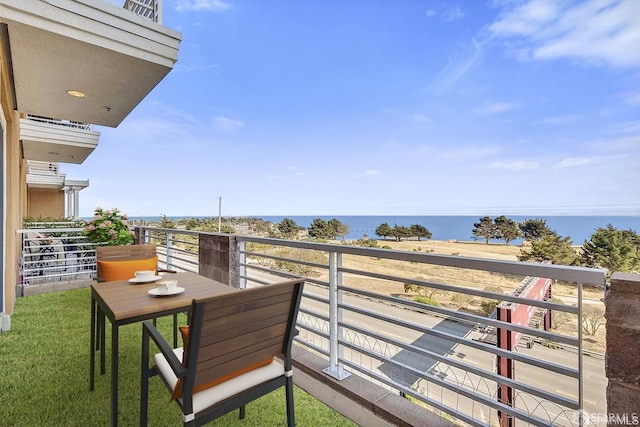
0 287 356 426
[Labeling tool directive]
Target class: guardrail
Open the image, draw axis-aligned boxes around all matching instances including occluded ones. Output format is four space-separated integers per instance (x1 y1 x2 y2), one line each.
123 0 162 23
17 227 97 293
136 226 607 427
26 114 92 131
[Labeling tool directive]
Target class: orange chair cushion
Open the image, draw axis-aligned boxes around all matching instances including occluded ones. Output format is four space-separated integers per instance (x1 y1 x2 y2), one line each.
97 256 158 282
170 326 274 401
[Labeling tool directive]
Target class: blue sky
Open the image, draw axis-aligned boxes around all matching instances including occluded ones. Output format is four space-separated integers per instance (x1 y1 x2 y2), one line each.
66 0 640 217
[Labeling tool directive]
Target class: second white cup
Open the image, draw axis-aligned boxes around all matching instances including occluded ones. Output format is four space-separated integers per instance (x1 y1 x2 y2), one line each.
156 280 177 293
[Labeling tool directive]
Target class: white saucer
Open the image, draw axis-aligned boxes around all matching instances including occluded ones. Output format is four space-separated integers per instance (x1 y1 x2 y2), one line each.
148 286 185 296
129 276 163 284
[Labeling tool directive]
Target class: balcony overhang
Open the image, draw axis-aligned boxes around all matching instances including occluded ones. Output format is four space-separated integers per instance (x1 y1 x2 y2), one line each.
20 118 99 164
0 0 181 127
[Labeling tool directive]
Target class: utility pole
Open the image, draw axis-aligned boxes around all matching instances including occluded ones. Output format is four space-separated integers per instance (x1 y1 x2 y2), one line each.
218 196 222 232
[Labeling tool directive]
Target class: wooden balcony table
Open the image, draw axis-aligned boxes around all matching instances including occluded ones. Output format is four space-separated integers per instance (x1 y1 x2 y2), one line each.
89 271 239 427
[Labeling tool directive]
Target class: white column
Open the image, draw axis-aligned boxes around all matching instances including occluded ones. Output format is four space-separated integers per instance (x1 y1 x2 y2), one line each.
64 186 71 218
73 187 80 219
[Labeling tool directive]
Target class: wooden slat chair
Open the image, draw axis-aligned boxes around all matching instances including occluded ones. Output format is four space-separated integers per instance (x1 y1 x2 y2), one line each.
140 278 305 427
94 244 180 353
95 243 174 282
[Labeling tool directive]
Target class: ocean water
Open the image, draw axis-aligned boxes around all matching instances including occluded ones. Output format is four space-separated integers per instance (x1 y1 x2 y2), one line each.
133 215 640 245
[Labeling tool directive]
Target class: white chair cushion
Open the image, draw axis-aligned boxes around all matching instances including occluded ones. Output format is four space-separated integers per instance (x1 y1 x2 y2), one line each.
154 348 285 414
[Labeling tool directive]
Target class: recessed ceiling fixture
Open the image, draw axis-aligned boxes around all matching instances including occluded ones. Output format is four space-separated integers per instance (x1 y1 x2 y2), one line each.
66 89 86 98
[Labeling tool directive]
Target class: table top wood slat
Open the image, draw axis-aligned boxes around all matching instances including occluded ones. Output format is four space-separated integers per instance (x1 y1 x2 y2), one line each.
91 272 239 322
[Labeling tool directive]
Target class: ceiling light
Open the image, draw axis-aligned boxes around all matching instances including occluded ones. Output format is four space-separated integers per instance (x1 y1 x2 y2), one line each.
66 90 86 98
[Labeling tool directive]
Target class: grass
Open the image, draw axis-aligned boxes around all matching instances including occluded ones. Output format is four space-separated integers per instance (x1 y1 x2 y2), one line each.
0 288 356 427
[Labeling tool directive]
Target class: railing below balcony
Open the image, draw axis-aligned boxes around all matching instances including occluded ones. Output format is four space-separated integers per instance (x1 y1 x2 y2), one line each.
136 225 607 427
123 0 162 23
26 115 92 131
17 226 97 294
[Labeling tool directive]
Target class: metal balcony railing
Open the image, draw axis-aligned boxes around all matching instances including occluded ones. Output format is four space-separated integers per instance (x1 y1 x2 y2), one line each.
135 225 607 427
26 114 92 131
123 0 162 23
17 226 97 293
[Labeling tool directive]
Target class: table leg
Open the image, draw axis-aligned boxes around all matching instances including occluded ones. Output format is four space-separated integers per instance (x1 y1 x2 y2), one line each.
173 313 178 348
111 322 119 427
100 309 106 375
90 297 96 391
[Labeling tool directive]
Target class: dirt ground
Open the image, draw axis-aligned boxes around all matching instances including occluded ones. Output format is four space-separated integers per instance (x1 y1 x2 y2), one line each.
332 239 606 353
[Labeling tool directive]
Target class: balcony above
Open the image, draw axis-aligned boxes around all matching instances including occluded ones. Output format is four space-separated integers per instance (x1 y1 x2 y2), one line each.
20 116 99 164
25 161 90 191
0 0 181 127
25 161 66 188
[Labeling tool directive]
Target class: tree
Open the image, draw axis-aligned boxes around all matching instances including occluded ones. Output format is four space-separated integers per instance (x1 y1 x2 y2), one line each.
549 297 571 330
494 215 520 245
519 218 553 241
327 218 349 240
403 277 442 299
472 216 498 244
518 233 578 265
581 305 605 335
182 217 199 230
219 224 236 234
158 214 176 229
308 218 330 239
375 223 393 240
410 224 432 241
277 218 299 239
391 225 412 241
198 222 237 234
581 225 640 275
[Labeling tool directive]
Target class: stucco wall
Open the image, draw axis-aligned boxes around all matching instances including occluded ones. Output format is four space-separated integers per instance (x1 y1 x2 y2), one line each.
1 46 23 317
1 97 21 316
27 188 65 219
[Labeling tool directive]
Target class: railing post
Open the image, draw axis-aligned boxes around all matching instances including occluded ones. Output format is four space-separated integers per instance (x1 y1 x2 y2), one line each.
165 231 173 271
238 240 246 289
605 273 640 424
323 250 350 380
198 233 238 287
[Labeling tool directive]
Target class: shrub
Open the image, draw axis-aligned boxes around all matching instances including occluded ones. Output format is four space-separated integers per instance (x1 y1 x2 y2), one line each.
452 293 475 310
273 248 327 276
480 300 498 316
83 207 134 246
413 296 441 307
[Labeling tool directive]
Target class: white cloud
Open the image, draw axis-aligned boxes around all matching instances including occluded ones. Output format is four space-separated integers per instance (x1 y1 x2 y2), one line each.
608 120 640 135
554 157 590 168
440 145 500 160
475 101 518 115
443 6 466 21
364 170 380 176
491 160 539 171
428 38 484 93
622 92 640 105
175 0 232 13
213 116 243 132
411 114 430 123
489 0 640 68
425 9 437 17
536 114 581 124
489 0 560 36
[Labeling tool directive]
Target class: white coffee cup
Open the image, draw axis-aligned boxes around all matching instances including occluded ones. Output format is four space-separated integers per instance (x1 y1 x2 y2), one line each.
156 280 177 293
135 270 155 281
